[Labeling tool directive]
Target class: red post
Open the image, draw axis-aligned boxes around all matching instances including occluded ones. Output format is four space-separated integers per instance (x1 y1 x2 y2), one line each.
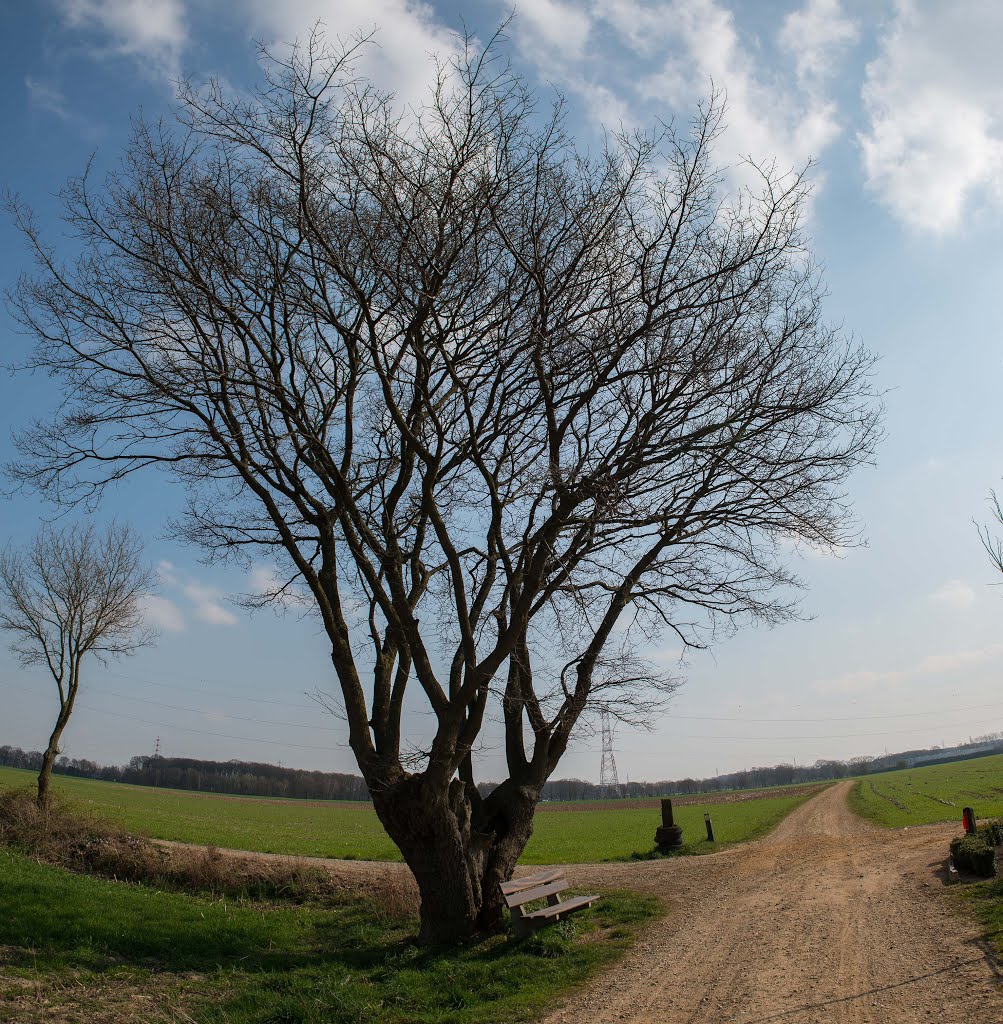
963 806 977 835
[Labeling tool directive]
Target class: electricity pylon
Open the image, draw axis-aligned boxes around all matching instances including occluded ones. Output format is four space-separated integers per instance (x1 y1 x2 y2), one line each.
599 711 622 799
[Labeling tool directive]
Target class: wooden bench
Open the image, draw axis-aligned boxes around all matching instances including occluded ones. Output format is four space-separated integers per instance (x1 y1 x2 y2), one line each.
500 869 600 938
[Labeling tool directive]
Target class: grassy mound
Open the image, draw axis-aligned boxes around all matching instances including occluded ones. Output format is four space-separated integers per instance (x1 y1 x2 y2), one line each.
0 787 378 905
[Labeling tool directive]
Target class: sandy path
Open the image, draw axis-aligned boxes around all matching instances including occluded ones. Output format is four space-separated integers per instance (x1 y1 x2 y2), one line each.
169 781 1003 1021
540 780 1003 1023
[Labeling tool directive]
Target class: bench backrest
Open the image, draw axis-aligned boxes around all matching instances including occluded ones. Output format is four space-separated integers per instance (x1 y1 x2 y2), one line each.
500 869 568 909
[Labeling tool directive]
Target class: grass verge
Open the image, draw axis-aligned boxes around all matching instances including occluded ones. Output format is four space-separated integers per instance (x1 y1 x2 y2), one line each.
0 848 659 1024
0 787 354 904
956 877 1003 963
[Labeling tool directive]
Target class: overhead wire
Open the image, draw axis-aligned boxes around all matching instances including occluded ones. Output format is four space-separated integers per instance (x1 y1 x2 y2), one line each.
4 676 1001 753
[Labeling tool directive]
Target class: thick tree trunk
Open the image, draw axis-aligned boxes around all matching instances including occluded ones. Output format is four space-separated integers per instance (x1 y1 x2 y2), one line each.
371 774 538 945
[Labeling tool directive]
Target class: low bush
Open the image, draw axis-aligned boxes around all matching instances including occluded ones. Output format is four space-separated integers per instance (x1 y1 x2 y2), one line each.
980 818 1003 846
950 832 997 877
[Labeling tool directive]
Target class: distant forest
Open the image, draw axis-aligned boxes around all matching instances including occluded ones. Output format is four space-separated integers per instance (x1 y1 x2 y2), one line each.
2 733 1002 803
0 747 370 801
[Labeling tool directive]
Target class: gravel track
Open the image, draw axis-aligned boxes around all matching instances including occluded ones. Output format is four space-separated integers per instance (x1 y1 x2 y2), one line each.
176 780 1003 1022
539 780 1003 1023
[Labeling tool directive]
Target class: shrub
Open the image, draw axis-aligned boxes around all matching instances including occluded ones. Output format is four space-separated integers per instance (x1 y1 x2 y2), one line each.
980 818 1003 846
951 832 997 877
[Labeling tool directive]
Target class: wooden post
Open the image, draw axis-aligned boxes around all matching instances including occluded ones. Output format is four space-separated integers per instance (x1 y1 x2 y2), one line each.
704 813 715 842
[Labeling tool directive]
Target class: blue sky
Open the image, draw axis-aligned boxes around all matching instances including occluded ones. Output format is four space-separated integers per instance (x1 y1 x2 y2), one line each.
2 0 1003 784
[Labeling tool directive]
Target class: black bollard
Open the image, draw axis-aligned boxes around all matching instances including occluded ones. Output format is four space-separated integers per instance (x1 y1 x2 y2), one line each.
661 798 675 828
655 797 683 851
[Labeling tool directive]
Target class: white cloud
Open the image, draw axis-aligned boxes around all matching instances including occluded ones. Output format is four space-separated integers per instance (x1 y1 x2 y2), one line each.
929 579 977 609
513 0 592 62
520 0 845 197
859 0 1003 233
157 559 178 586
235 0 462 109
778 0 858 83
24 77 72 120
249 565 281 595
56 0 187 78
138 593 185 632
183 581 238 626
638 0 842 174
813 642 1003 695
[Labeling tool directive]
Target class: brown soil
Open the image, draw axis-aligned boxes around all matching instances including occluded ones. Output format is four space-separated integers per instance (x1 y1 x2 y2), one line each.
157 781 1003 1021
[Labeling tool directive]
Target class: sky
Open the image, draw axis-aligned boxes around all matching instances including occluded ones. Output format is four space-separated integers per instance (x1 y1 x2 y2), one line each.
2 0 1003 786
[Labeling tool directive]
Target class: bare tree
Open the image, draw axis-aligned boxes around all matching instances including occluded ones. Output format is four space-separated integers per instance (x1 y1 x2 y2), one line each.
6 32 881 942
0 523 155 806
979 491 1003 576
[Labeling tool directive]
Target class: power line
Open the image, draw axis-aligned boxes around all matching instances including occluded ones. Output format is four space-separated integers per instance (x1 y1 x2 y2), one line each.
84 684 340 731
6 676 1000 758
102 668 1003 725
666 700 1003 724
1 679 340 752
102 668 320 710
76 703 338 751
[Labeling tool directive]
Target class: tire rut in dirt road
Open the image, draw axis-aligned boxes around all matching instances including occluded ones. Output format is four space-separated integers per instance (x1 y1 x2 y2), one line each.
540 780 1003 1024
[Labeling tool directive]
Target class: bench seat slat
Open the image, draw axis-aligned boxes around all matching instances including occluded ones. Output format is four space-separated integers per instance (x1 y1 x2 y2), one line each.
500 869 564 896
503 879 569 908
523 893 599 921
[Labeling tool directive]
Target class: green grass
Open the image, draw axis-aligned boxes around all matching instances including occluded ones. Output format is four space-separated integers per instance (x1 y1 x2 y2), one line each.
0 766 819 862
848 753 1003 828
523 794 815 861
957 877 1003 968
0 765 401 859
0 848 659 1024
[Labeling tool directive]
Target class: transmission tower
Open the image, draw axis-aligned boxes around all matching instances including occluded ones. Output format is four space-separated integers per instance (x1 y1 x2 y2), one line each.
599 711 622 799
153 736 162 787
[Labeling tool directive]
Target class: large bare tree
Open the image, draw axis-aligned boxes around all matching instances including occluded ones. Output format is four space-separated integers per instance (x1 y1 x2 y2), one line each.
0 522 155 806
6 34 881 942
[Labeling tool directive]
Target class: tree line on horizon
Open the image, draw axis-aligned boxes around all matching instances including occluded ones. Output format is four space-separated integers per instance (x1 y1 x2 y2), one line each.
3 734 1002 803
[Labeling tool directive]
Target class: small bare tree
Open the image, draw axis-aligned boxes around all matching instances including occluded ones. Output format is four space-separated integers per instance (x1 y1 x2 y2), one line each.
6 32 881 941
979 491 1003 576
0 523 155 806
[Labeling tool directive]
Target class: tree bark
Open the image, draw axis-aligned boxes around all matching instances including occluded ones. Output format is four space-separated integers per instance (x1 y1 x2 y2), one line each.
371 774 539 944
37 705 71 808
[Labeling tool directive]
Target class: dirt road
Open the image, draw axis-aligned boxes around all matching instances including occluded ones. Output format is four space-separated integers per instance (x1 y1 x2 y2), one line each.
171 780 1003 1021
540 780 1003 1023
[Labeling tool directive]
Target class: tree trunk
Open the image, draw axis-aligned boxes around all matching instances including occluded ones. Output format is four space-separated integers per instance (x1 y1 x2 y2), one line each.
37 704 71 808
371 774 539 945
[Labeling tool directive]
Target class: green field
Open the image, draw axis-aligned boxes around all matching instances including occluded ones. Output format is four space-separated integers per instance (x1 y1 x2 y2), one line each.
849 753 1003 828
0 847 658 1024
0 766 818 862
